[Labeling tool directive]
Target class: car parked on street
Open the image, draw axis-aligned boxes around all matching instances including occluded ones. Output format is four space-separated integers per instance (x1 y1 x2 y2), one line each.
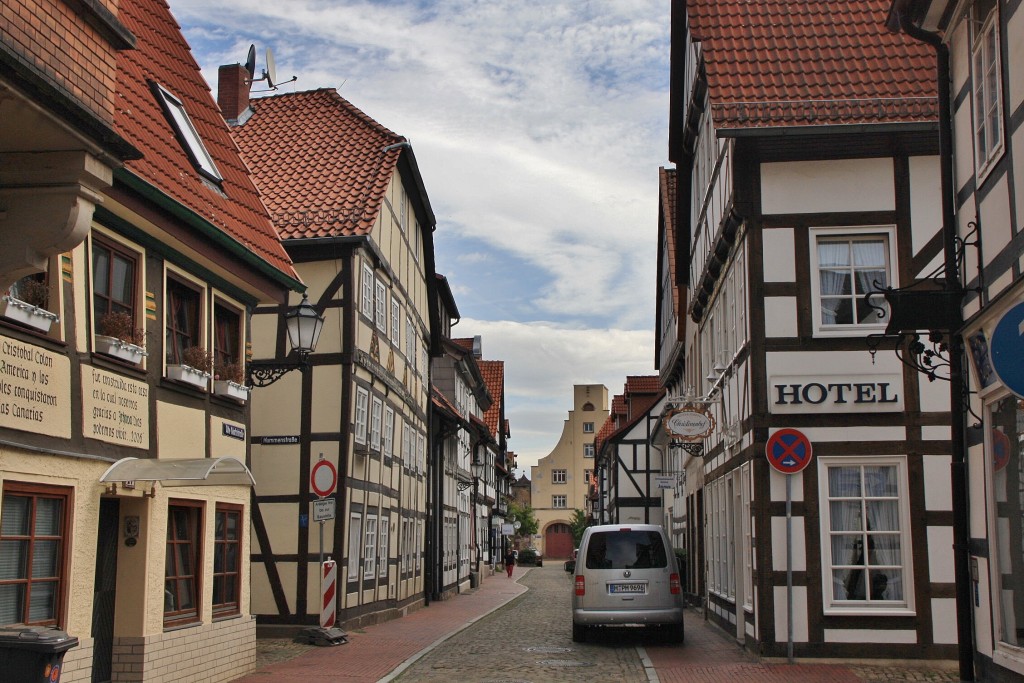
571 524 684 643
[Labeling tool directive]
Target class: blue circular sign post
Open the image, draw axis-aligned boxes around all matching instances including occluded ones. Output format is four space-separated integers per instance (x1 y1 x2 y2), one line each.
990 302 1024 398
765 427 812 665
765 428 813 474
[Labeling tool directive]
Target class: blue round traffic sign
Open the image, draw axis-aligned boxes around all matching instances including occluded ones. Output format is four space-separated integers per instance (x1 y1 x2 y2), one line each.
766 428 813 474
991 302 1024 398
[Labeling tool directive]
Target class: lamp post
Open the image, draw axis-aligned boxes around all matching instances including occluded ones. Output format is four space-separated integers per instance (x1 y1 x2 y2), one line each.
247 294 325 387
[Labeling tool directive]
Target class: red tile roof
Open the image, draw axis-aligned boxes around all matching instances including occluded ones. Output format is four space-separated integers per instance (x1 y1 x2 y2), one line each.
230 89 405 240
452 338 475 352
478 360 505 438
659 167 679 315
625 376 661 394
113 0 297 282
687 0 937 129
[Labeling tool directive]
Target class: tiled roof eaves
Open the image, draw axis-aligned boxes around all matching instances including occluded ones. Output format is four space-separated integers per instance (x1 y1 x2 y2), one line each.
114 169 305 292
714 111 939 134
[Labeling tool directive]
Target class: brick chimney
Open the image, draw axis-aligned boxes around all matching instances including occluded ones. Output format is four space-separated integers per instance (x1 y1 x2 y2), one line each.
217 63 251 124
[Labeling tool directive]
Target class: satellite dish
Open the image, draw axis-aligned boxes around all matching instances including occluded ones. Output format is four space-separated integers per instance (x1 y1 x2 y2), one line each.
244 44 256 80
264 48 277 89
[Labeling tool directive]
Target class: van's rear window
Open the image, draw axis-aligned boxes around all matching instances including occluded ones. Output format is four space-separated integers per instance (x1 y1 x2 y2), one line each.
585 531 668 569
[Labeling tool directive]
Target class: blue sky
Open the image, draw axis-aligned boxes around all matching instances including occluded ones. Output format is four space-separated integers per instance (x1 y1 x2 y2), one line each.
173 0 671 474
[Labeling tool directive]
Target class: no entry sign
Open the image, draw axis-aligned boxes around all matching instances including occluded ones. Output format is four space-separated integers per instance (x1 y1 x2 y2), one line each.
311 459 337 498
765 428 813 474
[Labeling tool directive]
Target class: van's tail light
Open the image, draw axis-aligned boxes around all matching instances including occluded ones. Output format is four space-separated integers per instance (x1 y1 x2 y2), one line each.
575 575 586 596
670 573 681 595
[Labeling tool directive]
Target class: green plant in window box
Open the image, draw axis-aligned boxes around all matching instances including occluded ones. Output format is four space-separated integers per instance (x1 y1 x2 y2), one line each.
213 360 249 401
2 276 59 332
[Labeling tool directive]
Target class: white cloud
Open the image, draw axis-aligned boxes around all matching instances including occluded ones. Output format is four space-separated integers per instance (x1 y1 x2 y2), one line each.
172 0 668 462
459 318 654 473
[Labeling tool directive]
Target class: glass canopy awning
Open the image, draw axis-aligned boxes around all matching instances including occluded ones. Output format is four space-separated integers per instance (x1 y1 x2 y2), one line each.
99 457 255 487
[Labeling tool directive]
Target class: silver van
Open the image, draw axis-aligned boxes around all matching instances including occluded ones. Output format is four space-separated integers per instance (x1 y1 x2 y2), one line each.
571 523 684 643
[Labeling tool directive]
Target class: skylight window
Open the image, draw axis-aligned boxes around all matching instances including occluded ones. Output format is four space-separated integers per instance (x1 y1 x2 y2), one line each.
150 82 223 183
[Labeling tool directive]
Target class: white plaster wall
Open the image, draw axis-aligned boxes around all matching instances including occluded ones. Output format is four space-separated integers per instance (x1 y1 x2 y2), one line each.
769 467 805 502
952 102 975 198
789 425 907 443
762 228 795 282
980 175 1013 266
825 629 916 643
156 400 205 458
927 525 955 583
921 425 951 441
931 598 959 644
764 297 798 338
967 442 990 539
919 376 952 413
909 156 942 256
773 585 809 642
760 158 894 215
250 444 301 496
974 555 994 656
923 454 953 511
1009 8 1024 117
766 349 903 377
949 20 970 96
770 515 806 572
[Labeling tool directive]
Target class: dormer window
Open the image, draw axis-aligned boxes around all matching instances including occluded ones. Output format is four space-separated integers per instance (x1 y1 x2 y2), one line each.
151 82 223 183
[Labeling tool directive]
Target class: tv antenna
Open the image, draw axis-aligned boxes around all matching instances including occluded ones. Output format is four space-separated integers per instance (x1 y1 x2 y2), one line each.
245 44 297 91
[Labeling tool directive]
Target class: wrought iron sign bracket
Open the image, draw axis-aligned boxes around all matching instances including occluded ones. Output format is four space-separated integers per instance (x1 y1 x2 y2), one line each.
246 354 309 388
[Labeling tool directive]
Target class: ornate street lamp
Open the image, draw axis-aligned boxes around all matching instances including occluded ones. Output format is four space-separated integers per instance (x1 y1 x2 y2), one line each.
247 294 324 387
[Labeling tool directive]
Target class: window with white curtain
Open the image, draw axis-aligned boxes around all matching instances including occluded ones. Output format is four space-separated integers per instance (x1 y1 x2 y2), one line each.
363 515 377 578
383 406 395 459
378 518 389 578
347 513 362 582
810 228 893 334
741 463 753 610
354 387 369 445
818 457 912 612
374 280 388 333
370 397 383 451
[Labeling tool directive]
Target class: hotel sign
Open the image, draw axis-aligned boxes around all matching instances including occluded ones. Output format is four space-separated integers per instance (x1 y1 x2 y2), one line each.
769 374 903 414
664 405 715 441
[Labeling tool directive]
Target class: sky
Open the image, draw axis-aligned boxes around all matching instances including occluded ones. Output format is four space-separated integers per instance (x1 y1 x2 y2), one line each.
172 0 672 475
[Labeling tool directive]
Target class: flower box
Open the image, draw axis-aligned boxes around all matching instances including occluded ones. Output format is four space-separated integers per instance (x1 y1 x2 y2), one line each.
166 364 211 390
1 295 58 333
213 380 249 402
95 334 147 364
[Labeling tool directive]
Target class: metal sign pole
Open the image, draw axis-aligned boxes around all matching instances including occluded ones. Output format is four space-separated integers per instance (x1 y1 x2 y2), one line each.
786 473 793 664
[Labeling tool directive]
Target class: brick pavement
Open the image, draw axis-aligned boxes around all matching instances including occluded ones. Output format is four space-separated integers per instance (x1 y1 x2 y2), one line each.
236 567 528 682
240 565 961 683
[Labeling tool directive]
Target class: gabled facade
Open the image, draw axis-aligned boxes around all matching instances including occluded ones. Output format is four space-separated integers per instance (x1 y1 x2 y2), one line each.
890 1 1024 679
223 75 439 630
2 0 301 679
595 377 666 525
532 385 608 560
477 357 510 571
665 0 957 662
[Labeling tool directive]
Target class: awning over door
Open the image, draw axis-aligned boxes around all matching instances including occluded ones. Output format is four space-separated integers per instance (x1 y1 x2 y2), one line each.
99 457 255 487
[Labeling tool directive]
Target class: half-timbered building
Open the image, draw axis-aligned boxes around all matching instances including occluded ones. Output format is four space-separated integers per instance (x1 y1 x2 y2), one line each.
889 1 1024 679
222 73 440 630
594 377 666 525
664 0 958 662
2 0 302 679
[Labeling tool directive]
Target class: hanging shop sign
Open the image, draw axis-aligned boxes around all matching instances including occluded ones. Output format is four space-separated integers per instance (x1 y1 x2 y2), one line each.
990 301 1024 399
664 404 715 441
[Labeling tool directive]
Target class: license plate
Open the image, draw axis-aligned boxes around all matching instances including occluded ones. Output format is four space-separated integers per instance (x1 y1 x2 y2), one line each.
608 582 647 595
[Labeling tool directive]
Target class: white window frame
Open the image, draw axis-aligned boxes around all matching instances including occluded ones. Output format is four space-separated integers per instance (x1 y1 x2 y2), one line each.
391 299 401 346
347 513 362 582
583 422 594 433
552 495 567 509
378 517 389 578
363 515 378 578
361 264 374 320
817 456 915 615
374 279 388 333
151 83 222 182
741 462 753 610
552 469 567 484
971 1 1003 180
370 396 383 452
584 444 595 458
383 406 395 459
354 387 369 445
809 226 896 337
417 433 426 474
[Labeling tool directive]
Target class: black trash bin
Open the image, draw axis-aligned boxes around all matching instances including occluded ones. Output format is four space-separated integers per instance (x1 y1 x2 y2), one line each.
0 626 79 683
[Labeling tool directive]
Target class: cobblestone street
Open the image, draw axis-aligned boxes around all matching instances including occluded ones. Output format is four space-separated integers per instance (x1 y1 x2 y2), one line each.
245 565 961 682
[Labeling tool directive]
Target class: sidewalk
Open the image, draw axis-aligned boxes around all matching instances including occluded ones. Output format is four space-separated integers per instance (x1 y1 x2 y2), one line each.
236 569 528 683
